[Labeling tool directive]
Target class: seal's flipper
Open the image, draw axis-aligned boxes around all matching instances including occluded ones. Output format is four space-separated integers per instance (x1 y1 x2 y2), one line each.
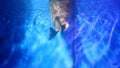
49 27 58 40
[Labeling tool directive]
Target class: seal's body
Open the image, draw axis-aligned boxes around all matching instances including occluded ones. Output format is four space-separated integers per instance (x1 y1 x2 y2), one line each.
49 0 70 32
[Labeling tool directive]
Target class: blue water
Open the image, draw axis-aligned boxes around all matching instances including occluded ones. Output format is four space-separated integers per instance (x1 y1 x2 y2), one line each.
0 0 120 68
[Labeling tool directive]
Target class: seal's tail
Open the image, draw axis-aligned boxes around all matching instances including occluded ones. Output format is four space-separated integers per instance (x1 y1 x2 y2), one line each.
49 27 58 40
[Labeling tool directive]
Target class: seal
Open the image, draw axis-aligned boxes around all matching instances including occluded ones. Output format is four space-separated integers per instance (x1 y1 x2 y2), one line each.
49 0 70 39
49 0 70 32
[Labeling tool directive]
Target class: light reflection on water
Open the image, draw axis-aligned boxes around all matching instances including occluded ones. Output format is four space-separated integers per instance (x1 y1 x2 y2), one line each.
19 0 73 67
